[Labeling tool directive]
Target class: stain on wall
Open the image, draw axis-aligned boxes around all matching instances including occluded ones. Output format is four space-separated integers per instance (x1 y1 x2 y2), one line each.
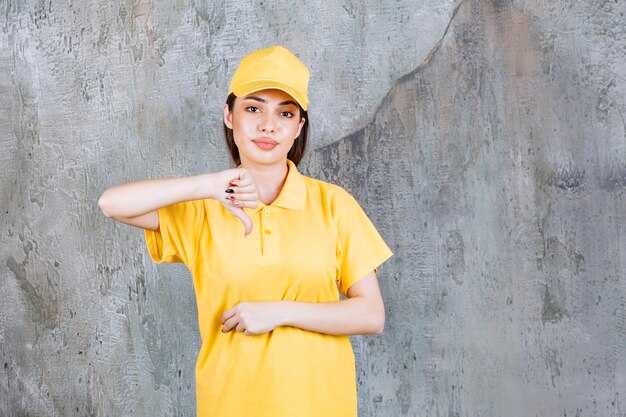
1 0 624 416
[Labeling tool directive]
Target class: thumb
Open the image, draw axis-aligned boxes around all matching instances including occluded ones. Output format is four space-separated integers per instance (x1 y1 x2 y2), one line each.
229 206 253 236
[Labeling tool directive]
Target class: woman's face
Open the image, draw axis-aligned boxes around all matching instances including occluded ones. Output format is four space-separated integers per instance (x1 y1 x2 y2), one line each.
223 88 305 167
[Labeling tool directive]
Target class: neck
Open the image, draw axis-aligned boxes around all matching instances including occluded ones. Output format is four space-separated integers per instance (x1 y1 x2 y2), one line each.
240 159 289 206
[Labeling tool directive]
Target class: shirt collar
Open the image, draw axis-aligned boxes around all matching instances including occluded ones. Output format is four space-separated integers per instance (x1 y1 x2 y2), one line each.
239 159 307 213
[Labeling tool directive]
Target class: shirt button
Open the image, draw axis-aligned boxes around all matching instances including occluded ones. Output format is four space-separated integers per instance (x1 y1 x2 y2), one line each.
264 210 271 216
264 230 271 235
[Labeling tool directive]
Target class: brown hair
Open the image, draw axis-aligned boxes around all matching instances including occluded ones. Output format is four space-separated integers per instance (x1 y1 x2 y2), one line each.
223 92 309 167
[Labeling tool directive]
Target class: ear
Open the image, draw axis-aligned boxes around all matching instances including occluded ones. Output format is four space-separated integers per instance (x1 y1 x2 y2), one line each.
223 103 233 129
295 116 305 138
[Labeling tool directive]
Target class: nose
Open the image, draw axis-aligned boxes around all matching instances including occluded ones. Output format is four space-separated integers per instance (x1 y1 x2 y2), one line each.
258 112 276 132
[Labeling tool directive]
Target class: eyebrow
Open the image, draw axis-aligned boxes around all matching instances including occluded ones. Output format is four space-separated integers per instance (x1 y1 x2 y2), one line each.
242 96 298 107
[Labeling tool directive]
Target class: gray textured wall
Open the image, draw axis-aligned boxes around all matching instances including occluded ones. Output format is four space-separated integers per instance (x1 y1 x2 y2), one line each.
1 0 624 416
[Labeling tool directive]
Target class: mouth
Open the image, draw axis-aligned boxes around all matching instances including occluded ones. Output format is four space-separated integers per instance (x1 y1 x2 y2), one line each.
252 137 278 150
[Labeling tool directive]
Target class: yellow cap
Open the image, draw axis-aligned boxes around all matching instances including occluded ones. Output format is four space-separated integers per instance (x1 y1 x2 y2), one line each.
227 45 310 111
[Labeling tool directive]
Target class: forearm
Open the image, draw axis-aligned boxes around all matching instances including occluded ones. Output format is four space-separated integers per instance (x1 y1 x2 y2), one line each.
277 298 383 336
98 174 212 218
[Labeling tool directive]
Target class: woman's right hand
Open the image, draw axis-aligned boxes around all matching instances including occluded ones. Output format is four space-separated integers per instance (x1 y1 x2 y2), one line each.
210 168 259 236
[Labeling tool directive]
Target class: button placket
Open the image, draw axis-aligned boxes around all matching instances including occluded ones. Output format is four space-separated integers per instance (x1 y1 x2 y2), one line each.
260 207 278 261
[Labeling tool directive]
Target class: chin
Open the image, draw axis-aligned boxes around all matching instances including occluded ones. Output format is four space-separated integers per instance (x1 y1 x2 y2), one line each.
240 152 285 165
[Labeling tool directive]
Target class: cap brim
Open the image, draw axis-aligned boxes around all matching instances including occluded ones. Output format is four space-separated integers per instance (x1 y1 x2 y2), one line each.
230 80 308 111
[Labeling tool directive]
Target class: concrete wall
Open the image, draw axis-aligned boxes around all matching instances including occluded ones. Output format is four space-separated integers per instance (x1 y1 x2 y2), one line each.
1 0 624 416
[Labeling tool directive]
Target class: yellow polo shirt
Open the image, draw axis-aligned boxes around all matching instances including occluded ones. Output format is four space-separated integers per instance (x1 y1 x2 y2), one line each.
144 158 393 417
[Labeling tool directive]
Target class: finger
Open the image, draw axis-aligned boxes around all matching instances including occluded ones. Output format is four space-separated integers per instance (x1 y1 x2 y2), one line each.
221 309 235 324
228 173 245 187
230 193 259 204
235 169 257 187
224 195 254 207
228 197 258 208
228 181 250 193
226 182 258 201
237 168 251 181
223 314 241 332
228 183 257 193
222 318 233 332
230 208 253 235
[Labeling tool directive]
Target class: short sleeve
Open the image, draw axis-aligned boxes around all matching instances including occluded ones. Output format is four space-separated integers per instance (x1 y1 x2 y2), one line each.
336 193 394 296
144 199 205 265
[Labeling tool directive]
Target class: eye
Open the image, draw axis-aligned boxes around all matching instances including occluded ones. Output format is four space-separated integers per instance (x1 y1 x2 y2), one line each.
245 106 259 112
281 111 294 118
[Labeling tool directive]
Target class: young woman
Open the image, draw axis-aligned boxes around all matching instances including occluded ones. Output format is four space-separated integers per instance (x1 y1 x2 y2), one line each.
98 45 393 417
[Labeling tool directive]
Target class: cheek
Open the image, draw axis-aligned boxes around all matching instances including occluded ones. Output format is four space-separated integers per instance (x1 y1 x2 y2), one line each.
282 119 301 134
231 115 255 138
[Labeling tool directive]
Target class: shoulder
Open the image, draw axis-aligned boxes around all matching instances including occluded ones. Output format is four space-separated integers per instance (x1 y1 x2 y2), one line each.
164 198 219 223
300 173 356 214
201 197 228 217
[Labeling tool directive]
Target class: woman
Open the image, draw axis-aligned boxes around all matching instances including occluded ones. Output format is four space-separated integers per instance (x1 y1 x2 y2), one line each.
98 45 393 417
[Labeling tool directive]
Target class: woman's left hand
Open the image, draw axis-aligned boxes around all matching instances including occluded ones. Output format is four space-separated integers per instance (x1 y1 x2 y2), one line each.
220 302 284 336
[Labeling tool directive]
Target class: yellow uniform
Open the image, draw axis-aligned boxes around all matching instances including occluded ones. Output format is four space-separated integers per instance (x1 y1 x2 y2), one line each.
144 158 394 417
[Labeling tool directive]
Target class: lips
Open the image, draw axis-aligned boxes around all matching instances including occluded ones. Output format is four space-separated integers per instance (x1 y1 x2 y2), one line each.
252 137 278 150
